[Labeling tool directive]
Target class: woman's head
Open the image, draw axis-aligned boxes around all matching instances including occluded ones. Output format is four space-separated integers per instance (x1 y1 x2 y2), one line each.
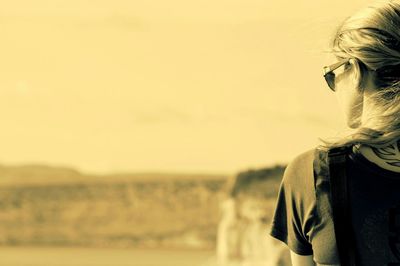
321 0 400 149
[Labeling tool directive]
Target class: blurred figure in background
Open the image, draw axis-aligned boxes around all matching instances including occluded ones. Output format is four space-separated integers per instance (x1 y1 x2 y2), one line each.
216 169 290 266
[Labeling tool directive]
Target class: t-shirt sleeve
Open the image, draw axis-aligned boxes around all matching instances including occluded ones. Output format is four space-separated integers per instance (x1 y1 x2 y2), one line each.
268 149 316 255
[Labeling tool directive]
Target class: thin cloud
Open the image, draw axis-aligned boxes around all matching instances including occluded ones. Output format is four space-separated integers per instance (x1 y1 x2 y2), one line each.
131 107 193 125
0 14 144 30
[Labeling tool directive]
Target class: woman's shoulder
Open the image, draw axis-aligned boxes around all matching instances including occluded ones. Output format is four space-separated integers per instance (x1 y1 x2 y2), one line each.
282 147 320 191
285 147 319 175
292 148 317 162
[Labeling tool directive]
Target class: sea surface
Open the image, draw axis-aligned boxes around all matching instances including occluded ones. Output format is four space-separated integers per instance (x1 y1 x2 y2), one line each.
0 247 217 266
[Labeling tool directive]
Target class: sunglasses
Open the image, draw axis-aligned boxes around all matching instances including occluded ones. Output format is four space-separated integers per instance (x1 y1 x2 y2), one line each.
323 58 351 91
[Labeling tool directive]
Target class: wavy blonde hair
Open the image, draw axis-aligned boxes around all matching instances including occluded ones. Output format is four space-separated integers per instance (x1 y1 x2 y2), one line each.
319 0 400 150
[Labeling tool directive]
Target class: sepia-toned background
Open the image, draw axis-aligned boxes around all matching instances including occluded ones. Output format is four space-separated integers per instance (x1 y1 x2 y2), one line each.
0 1 371 265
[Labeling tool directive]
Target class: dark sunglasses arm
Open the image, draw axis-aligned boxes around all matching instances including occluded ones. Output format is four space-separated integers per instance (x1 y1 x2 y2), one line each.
323 59 350 75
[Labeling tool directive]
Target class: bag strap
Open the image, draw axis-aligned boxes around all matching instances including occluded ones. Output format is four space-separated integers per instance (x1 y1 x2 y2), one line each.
327 146 358 266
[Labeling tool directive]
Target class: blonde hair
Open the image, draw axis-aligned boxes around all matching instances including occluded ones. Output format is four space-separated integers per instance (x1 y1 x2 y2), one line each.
319 0 400 150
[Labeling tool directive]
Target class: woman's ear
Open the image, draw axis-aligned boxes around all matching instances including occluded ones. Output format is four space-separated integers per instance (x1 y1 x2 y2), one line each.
349 58 365 93
347 58 365 128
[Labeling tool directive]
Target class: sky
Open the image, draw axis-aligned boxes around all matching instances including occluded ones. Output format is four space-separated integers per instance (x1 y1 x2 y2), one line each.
0 0 373 175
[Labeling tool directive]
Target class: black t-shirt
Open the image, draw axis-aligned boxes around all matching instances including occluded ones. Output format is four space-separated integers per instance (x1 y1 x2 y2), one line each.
269 145 400 266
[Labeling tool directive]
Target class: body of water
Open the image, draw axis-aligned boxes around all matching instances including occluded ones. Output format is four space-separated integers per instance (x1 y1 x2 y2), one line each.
0 247 217 266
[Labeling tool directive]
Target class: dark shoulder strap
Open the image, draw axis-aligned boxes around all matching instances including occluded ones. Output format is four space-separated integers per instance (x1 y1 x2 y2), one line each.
327 146 358 266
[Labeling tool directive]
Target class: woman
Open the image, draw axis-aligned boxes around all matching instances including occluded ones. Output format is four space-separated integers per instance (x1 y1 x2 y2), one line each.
269 1 400 265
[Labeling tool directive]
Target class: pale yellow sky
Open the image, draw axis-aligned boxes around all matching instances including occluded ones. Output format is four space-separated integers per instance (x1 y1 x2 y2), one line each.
0 0 372 175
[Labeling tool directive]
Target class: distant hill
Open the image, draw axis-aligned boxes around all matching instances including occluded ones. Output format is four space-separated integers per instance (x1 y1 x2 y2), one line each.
0 164 227 187
0 163 286 249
